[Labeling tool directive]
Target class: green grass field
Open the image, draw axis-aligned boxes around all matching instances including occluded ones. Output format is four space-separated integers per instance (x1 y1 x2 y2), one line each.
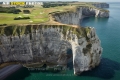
0 6 74 24
0 3 108 25
0 7 49 24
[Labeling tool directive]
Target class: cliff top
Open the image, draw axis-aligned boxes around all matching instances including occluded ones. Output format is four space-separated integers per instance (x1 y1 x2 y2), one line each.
0 2 109 25
0 24 91 39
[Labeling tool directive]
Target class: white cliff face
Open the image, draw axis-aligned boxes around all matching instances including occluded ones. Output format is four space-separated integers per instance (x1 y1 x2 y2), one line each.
97 11 109 17
49 6 105 75
0 5 106 75
52 7 109 26
92 3 109 8
0 26 102 75
53 8 83 25
70 27 102 75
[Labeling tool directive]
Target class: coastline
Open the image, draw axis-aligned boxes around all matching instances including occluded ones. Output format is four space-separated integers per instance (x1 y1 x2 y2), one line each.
0 2 109 79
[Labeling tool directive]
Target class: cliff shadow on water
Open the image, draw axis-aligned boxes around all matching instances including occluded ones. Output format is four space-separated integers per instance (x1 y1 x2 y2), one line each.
4 58 120 80
80 58 120 79
4 67 30 80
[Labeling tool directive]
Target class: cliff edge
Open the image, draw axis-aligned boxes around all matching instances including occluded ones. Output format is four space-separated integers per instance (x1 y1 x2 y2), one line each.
0 4 109 75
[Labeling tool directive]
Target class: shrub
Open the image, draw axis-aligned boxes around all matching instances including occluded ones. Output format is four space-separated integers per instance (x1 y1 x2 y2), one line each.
23 10 30 14
14 17 30 20
0 7 21 13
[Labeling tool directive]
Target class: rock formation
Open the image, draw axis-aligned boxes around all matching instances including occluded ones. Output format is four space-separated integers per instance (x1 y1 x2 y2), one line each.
0 5 109 75
92 3 109 8
51 7 109 26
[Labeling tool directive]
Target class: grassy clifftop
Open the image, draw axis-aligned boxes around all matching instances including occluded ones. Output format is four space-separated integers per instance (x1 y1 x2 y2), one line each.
0 25 91 40
0 2 109 25
0 2 108 38
0 6 76 24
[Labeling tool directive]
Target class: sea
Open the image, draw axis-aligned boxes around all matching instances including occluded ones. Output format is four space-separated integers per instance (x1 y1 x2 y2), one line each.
5 2 120 80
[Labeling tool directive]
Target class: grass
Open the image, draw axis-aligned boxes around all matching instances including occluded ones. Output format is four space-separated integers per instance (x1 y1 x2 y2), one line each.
0 3 109 25
0 3 108 38
0 6 74 24
0 24 90 40
0 7 50 24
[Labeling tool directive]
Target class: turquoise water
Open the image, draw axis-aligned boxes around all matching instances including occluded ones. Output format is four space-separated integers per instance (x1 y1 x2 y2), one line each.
5 3 120 80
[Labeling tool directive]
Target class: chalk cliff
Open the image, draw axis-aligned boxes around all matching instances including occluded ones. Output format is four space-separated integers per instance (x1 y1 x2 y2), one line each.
92 3 109 8
0 6 108 75
0 25 102 75
51 7 109 26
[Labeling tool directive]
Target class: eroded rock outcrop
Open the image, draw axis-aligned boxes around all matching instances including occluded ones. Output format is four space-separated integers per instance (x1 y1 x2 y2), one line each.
92 3 109 8
0 25 102 75
50 6 108 74
51 7 109 26
0 5 108 75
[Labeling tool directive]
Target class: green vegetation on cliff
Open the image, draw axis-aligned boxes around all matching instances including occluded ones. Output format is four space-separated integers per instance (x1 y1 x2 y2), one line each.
0 25 91 41
0 2 109 25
